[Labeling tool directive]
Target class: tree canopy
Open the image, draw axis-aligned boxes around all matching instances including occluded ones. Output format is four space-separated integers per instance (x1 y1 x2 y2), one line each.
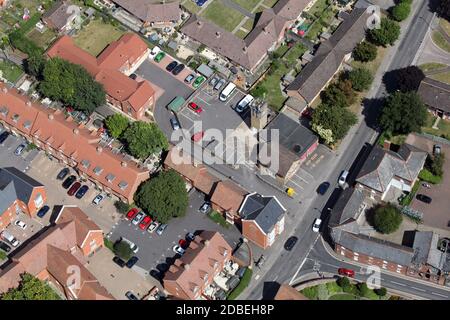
373 204 403 234
105 113 129 139
368 18 401 47
437 0 450 20
312 103 357 143
122 121 169 159
393 66 426 92
391 2 411 21
1 273 60 300
348 67 374 92
114 241 133 261
39 58 106 114
353 41 378 62
134 169 189 224
379 91 427 135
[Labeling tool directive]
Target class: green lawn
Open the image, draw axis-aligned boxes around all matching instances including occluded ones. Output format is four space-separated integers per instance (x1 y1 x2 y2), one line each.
201 1 245 32
419 62 448 73
235 29 249 39
329 293 359 300
430 71 450 85
26 28 57 49
440 18 450 37
432 30 450 53
181 0 202 14
422 113 450 139
208 211 230 229
242 18 255 31
73 18 126 57
306 0 331 18
232 0 261 12
0 60 24 83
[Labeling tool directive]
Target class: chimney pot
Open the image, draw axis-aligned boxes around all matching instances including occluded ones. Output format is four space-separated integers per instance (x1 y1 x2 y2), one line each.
73 128 79 135
203 239 210 247
121 161 127 167
26 101 31 107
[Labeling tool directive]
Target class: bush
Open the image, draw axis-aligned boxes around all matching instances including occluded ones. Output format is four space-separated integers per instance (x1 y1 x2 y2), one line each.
348 67 374 92
368 18 401 47
419 168 442 184
105 113 129 139
375 287 387 297
301 286 319 300
357 283 371 297
391 2 411 22
427 153 445 177
114 200 131 214
113 241 133 261
227 268 252 300
353 41 377 62
373 204 403 234
104 237 114 252
0 249 7 260
337 276 351 288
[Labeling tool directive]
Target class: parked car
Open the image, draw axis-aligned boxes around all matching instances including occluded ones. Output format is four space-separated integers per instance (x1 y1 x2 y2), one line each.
126 291 139 300
192 131 204 142
186 232 195 242
173 245 185 255
170 117 180 130
67 182 81 196
156 223 168 235
193 76 205 88
92 194 104 205
178 239 188 249
199 202 211 214
14 143 26 156
126 208 139 220
172 63 185 75
184 74 195 83
338 268 355 277
284 236 298 251
1 231 20 247
235 94 254 113
37 205 50 218
126 256 139 268
139 215 152 230
62 175 76 189
148 46 161 59
120 238 139 253
154 51 165 63
147 221 159 233
0 131 9 143
0 241 11 253
312 218 322 233
338 170 349 187
56 168 70 180
188 102 203 114
75 185 89 199
209 76 219 87
166 61 178 72
317 182 330 195
214 78 226 91
416 194 432 204
14 220 27 230
434 144 442 155
132 212 145 225
112 256 126 268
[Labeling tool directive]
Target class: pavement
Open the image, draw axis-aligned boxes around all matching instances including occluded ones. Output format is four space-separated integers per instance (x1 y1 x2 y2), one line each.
415 15 450 66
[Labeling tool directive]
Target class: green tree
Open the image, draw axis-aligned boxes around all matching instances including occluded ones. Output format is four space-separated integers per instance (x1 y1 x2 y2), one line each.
348 67 374 92
375 287 387 297
251 85 268 99
394 66 425 92
105 113 129 139
312 124 334 145
373 204 403 234
379 91 427 134
427 153 445 177
134 170 189 223
114 241 133 261
312 103 357 142
337 276 351 288
114 200 131 214
1 273 60 300
391 2 411 21
321 83 350 108
353 41 378 62
25 54 46 79
368 18 401 47
122 121 169 159
437 0 450 20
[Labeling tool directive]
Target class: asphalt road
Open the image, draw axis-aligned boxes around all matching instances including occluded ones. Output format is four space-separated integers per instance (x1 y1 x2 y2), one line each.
240 0 438 300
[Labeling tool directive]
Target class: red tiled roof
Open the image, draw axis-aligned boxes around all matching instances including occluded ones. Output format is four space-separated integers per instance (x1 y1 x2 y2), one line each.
210 180 247 214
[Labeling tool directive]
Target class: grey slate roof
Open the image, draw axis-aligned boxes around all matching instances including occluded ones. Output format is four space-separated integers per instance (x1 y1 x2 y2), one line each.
417 77 450 113
0 181 17 216
239 193 285 234
329 187 366 228
412 231 448 270
356 144 427 193
112 0 181 23
286 0 372 104
43 1 79 31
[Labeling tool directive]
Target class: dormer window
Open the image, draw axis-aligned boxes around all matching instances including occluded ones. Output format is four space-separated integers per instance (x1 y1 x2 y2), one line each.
105 173 115 183
118 181 128 190
81 159 90 169
23 120 32 129
12 113 19 123
93 166 103 175
0 106 8 116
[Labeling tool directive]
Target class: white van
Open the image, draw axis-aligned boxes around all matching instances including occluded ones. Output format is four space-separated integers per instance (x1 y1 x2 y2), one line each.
1 231 20 247
219 82 237 102
338 170 349 187
236 94 254 113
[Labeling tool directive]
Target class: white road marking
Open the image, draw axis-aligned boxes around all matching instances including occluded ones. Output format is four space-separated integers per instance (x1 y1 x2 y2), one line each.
411 286 426 292
431 292 448 298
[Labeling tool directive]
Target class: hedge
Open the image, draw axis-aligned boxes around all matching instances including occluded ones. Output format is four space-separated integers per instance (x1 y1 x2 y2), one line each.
418 168 442 184
227 268 253 300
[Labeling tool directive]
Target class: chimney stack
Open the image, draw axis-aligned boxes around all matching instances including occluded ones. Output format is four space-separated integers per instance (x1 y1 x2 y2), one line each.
184 263 191 270
26 101 31 107
203 239 210 247
48 113 54 120
383 140 391 151
73 128 79 135
97 146 103 153
121 161 127 167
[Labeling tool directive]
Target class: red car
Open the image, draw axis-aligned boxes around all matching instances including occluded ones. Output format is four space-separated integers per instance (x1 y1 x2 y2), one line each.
338 268 355 277
126 208 139 220
188 102 203 114
178 239 188 249
139 216 152 230
67 182 81 196
192 131 204 142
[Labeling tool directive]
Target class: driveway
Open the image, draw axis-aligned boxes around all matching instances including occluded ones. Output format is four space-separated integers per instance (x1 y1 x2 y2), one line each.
108 190 242 275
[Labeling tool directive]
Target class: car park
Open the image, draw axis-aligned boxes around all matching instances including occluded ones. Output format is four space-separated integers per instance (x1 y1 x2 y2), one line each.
14 220 27 230
1 231 20 247
37 205 50 218
173 245 185 255
147 221 158 233
0 241 11 253
338 268 355 277
188 102 203 114
112 256 126 268
126 256 139 268
184 74 195 84
193 76 205 88
192 131 204 142
312 218 322 233
317 182 330 195
416 194 432 204
284 236 298 251
126 208 139 220
0 131 9 144
56 168 70 180
92 194 104 205
67 182 81 196
170 117 180 130
126 291 139 300
154 51 165 63
14 143 26 156
139 216 152 230
62 175 76 189
172 63 185 75
338 170 349 187
166 61 178 72
199 202 211 214
156 223 167 235
214 78 226 91
132 212 145 225
75 185 89 199
121 237 139 253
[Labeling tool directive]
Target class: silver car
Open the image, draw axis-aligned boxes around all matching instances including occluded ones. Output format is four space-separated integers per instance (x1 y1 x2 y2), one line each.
14 144 26 156
132 212 145 225
156 223 168 235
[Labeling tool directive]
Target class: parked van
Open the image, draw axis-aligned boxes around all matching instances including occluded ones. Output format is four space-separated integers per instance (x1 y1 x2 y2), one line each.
236 94 254 113
219 82 236 102
1 231 20 247
338 170 349 187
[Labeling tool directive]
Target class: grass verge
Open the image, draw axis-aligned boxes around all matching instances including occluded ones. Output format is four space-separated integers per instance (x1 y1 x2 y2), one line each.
208 210 230 229
227 268 252 300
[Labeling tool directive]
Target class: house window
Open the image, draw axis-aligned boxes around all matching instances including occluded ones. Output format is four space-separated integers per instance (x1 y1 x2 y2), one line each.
105 173 115 183
81 159 90 169
118 181 128 190
93 166 103 175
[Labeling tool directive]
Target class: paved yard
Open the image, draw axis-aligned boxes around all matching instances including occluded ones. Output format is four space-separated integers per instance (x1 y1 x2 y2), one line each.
2 212 46 253
0 125 38 173
108 190 242 277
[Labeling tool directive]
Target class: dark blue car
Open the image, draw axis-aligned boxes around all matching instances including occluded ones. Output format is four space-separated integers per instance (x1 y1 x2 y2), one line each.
75 185 89 199
317 182 330 195
37 205 50 218
196 0 208 6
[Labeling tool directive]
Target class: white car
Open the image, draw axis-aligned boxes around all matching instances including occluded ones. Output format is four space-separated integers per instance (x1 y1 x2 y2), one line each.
92 194 104 205
173 245 185 255
312 218 322 233
1 231 20 247
132 212 145 225
14 220 27 230
148 46 161 59
147 221 159 233
338 170 349 187
121 238 139 253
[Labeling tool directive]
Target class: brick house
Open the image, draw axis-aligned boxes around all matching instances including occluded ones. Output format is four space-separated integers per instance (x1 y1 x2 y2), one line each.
210 180 247 224
0 167 46 231
0 84 150 203
163 231 232 300
417 77 450 120
46 34 154 120
238 193 286 249
0 206 112 300
42 1 82 34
